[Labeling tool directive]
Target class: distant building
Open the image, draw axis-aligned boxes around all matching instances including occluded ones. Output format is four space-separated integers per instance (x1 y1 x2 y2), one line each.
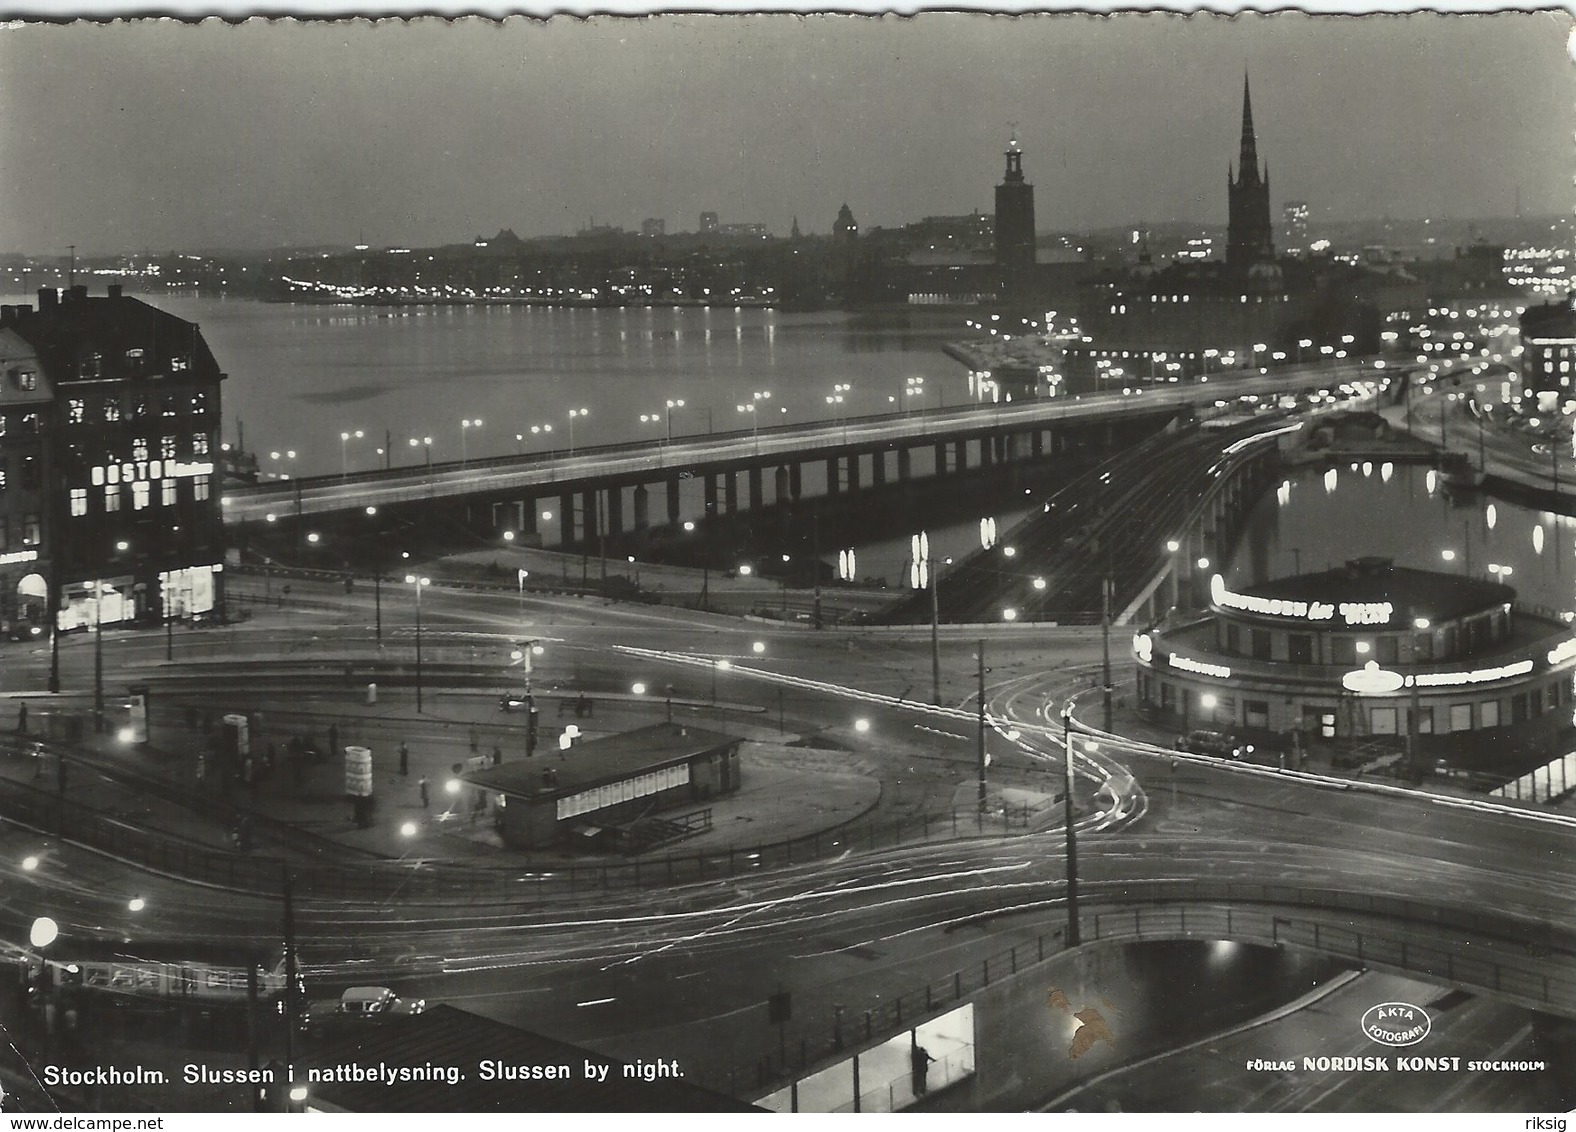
994 137 1036 285
718 222 769 238
1283 201 1310 251
0 328 53 634
1227 75 1275 269
640 218 667 238
1519 291 1576 398
834 203 858 240
0 285 225 638
698 210 719 233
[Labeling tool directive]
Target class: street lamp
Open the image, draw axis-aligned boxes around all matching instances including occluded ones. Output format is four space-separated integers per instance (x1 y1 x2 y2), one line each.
1059 707 1081 947
666 398 685 442
568 408 588 455
408 436 433 467
339 429 364 478
461 418 482 465
404 574 430 712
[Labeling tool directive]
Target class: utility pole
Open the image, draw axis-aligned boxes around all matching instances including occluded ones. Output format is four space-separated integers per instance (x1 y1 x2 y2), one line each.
976 639 988 815
1101 575 1114 731
929 565 942 706
281 867 299 1099
1061 709 1080 947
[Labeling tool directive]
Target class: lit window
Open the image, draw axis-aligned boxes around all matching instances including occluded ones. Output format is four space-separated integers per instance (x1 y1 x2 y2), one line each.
193 474 211 502
132 438 149 462
192 433 209 456
22 514 39 545
1481 701 1500 728
161 479 177 507
162 397 177 418
161 435 177 460
67 399 85 424
192 391 207 413
103 399 121 422
133 482 150 511
170 356 190 373
12 368 37 391
19 413 37 435
69 488 87 517
104 484 120 512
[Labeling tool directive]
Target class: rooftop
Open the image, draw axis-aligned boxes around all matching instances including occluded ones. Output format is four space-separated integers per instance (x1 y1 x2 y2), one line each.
1224 557 1514 627
463 721 739 800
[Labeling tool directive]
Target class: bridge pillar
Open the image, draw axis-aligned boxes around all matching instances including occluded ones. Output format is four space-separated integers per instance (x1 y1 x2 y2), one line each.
748 467 764 511
605 486 623 537
559 494 575 546
521 499 537 536
897 448 912 481
789 462 802 500
871 450 886 486
704 474 719 517
582 490 597 543
979 436 995 467
953 439 968 471
724 471 739 514
1009 432 1028 461
1031 430 1044 457
774 465 790 505
847 452 861 493
633 485 649 533
826 457 840 494
666 477 681 526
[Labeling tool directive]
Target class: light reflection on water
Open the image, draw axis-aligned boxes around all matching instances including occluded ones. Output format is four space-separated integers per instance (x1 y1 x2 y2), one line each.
1232 462 1576 617
14 294 969 479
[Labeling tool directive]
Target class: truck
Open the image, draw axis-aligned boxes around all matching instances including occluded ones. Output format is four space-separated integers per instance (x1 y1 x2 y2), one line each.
303 985 426 1035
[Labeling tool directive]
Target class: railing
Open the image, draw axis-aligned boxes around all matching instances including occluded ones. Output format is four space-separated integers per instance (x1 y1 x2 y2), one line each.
722 882 1576 1098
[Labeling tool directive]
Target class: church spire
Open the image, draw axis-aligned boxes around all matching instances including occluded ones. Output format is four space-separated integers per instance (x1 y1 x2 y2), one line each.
1238 72 1261 185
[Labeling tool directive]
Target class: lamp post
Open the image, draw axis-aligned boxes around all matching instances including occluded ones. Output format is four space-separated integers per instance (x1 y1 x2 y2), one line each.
666 398 684 442
408 436 432 468
404 574 429 712
976 639 988 815
339 429 363 479
461 418 482 464
1060 707 1081 947
93 579 104 731
826 384 851 443
568 408 588 455
736 401 757 453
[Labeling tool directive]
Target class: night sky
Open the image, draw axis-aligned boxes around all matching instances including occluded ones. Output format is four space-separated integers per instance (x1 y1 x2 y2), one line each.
0 11 1570 254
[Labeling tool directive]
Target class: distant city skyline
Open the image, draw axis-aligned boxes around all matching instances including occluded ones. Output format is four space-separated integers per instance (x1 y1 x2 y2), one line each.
0 12 1570 256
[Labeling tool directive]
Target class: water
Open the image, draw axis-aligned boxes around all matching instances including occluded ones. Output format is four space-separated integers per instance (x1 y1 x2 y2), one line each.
67 295 971 480
1232 460 1576 616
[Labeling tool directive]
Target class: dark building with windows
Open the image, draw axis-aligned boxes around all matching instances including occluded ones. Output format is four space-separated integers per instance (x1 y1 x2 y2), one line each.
0 329 54 634
1134 557 1576 769
994 138 1036 293
0 285 225 637
1226 75 1275 269
1519 291 1576 399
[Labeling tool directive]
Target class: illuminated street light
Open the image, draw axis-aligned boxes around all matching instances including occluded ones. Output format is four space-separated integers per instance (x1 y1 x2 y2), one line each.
568 408 589 455
461 418 483 464
404 574 431 712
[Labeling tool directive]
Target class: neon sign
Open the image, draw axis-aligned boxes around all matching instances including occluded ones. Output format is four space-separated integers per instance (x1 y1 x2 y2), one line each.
1212 575 1393 626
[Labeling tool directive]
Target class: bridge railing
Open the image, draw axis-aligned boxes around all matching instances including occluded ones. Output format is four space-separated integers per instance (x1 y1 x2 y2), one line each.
721 883 1576 1100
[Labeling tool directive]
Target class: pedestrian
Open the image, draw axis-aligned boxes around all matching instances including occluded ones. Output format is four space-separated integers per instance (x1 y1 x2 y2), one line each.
910 1044 935 1097
17 701 27 734
491 745 502 767
399 742 410 777
469 727 479 753
328 723 339 758
418 776 429 809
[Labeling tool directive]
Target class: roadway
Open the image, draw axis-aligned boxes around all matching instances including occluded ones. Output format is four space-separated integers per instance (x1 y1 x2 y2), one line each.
221 360 1378 524
2 574 1573 1111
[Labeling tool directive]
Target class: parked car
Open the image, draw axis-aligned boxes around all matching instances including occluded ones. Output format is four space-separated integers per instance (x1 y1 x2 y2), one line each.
304 986 426 1036
1174 730 1253 760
